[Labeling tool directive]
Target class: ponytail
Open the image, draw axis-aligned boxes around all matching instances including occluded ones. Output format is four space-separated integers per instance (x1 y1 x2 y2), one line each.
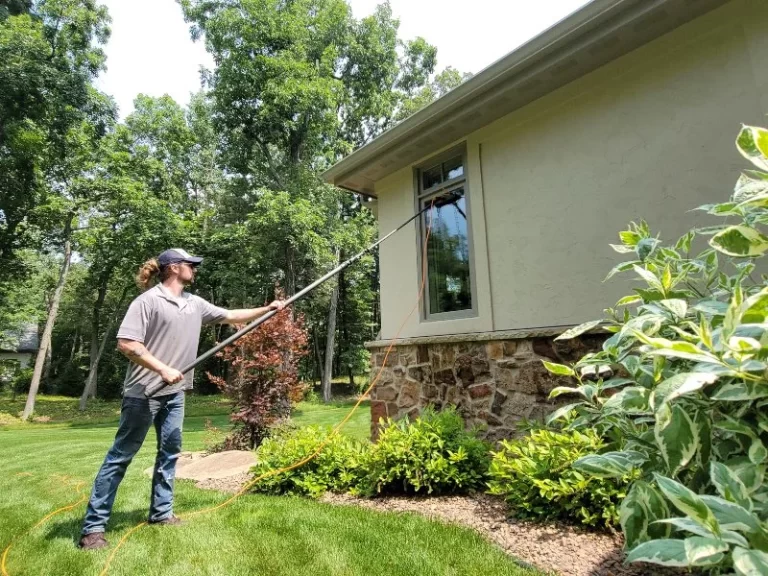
136 258 160 291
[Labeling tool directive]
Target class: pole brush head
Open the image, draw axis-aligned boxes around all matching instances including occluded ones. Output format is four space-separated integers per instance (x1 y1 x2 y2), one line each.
432 190 463 209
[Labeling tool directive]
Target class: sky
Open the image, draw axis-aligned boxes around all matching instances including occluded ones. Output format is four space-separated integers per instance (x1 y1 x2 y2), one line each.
95 0 592 119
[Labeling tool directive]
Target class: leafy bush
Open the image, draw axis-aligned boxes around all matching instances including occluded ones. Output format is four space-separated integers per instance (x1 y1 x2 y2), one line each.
251 424 367 498
250 407 491 499
540 123 768 572
208 289 309 449
0 411 21 426
487 428 634 528
360 405 491 496
11 367 33 397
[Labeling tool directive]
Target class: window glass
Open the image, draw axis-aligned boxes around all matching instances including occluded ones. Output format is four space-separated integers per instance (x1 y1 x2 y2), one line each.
443 156 464 181
421 164 442 190
422 188 471 314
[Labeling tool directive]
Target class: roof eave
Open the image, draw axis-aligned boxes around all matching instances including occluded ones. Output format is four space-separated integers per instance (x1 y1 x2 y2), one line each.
323 0 730 195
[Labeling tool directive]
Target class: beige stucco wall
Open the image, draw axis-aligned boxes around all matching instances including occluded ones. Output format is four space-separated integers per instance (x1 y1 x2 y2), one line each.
375 0 768 340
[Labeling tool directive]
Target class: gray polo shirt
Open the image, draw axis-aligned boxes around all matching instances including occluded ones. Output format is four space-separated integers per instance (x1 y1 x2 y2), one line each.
116 284 228 397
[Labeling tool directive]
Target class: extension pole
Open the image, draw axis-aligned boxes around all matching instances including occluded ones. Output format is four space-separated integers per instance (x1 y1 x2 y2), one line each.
145 200 443 398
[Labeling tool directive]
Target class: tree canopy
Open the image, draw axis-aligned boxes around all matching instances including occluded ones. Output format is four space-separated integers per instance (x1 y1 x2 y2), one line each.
0 0 470 413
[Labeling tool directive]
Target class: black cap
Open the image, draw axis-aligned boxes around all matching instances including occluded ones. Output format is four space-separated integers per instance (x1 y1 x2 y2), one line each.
157 248 203 268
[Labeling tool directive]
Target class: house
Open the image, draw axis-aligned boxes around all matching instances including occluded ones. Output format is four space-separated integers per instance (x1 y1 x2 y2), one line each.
323 0 766 440
0 322 40 370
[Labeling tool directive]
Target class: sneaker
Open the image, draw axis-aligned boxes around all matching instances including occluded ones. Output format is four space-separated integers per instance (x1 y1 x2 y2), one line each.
78 532 109 550
148 514 183 526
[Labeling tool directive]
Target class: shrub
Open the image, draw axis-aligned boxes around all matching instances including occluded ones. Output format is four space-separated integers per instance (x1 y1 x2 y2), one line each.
0 411 21 426
487 428 634 528
540 123 768 571
249 407 491 499
250 424 366 498
360 405 491 496
11 367 33 397
208 289 309 449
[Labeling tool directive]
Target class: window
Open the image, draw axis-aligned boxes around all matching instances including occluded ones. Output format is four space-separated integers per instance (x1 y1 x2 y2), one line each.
416 149 474 319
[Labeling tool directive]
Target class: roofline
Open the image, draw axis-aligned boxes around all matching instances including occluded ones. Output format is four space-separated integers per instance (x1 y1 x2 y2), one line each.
322 0 626 189
323 0 730 194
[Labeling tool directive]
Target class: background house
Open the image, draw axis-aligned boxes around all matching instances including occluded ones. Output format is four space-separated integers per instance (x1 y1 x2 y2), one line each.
0 322 40 371
323 0 768 439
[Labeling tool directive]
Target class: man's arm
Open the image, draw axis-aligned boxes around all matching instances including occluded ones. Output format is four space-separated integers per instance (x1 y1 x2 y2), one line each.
117 339 183 384
222 300 285 325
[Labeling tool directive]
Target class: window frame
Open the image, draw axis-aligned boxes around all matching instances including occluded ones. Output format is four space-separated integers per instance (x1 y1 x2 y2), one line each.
413 145 478 322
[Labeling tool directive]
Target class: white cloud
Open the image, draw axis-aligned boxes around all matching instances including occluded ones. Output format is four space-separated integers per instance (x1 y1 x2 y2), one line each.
95 0 591 119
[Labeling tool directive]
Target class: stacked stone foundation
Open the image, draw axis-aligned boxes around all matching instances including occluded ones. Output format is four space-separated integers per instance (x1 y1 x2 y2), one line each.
367 332 605 442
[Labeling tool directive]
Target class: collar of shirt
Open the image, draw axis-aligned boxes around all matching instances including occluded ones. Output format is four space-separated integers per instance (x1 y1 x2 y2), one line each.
155 284 191 311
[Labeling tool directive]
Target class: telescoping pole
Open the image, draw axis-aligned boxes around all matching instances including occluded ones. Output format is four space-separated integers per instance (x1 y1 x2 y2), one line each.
144 194 461 398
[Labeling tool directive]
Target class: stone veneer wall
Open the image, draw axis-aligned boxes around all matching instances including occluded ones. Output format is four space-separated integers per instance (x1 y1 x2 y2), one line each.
367 332 606 442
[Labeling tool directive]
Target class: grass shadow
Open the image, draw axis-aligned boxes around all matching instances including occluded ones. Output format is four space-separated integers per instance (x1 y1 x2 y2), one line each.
44 509 151 544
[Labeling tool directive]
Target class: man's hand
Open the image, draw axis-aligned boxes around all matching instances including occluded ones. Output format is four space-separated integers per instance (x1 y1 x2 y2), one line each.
223 301 288 324
160 367 184 384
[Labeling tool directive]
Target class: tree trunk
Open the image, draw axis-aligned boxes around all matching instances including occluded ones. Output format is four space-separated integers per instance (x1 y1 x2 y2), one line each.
85 275 109 401
72 333 82 363
42 341 53 388
80 285 127 410
313 326 324 384
22 216 74 420
321 250 341 403
69 327 79 363
286 246 296 297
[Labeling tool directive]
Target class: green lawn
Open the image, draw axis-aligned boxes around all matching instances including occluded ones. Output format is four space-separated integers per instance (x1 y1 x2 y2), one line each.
0 395 538 576
0 392 371 441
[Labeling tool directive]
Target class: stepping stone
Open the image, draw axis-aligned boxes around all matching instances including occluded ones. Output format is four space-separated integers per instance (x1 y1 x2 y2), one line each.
144 450 256 481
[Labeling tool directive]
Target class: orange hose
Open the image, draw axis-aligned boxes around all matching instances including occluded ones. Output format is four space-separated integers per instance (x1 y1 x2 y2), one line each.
1 481 87 576
97 523 147 576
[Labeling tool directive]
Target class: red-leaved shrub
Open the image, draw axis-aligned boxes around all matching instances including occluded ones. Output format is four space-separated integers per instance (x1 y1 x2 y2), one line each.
208 292 309 449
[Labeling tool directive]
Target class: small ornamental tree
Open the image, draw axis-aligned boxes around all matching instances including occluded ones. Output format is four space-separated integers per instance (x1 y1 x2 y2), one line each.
209 291 309 449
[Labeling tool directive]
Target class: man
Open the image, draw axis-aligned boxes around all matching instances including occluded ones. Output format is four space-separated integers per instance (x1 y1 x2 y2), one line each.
78 248 285 549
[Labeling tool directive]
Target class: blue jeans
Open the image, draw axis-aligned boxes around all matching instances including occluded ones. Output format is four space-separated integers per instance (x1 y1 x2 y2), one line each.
81 392 185 534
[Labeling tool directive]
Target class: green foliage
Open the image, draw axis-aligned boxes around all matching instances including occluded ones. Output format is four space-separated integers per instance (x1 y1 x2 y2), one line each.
0 0 463 413
0 250 55 349
543 122 768 571
487 428 634 528
252 424 367 498
251 407 490 499
623 471 768 571
395 66 472 122
10 367 33 396
361 406 490 496
0 0 111 270
180 0 465 168
176 0 469 392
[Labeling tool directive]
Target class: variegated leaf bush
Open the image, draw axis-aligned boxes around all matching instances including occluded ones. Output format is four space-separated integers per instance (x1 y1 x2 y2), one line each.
543 125 768 574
